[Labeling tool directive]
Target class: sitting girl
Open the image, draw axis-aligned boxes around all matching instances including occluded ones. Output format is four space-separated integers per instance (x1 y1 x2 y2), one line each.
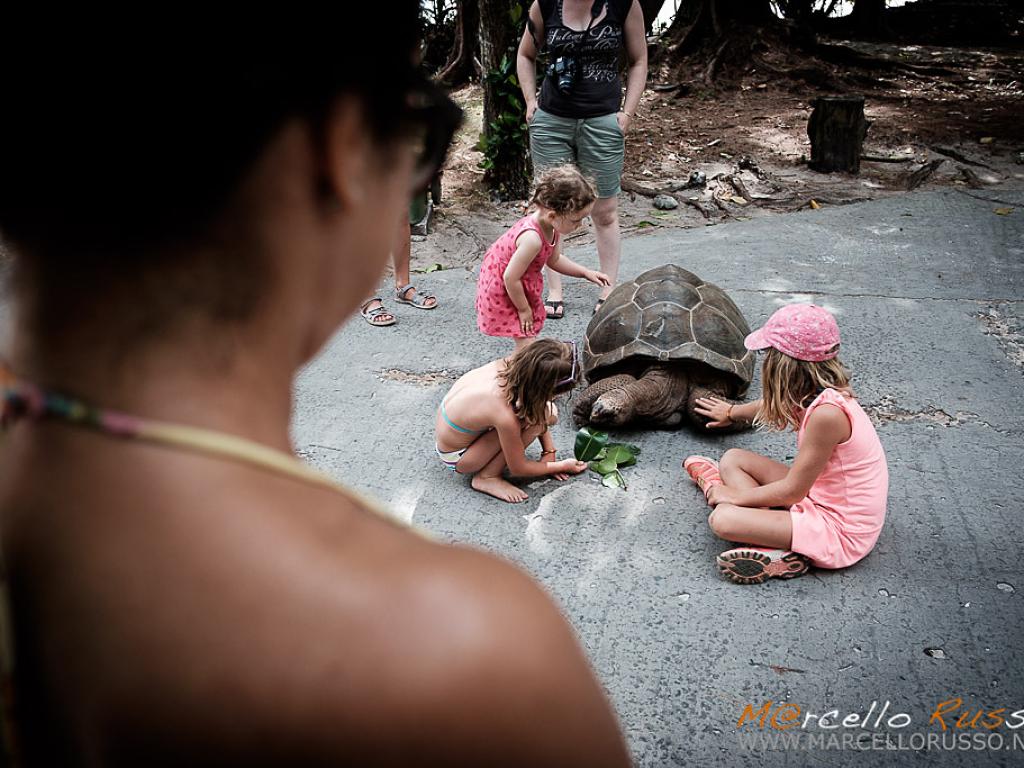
476 165 610 350
436 339 588 503
683 304 889 584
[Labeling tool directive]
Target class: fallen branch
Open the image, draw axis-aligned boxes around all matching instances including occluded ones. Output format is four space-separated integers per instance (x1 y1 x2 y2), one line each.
651 82 687 93
930 145 994 171
959 166 986 189
621 178 668 198
710 196 734 217
900 159 944 191
621 178 713 219
725 174 753 202
861 154 915 163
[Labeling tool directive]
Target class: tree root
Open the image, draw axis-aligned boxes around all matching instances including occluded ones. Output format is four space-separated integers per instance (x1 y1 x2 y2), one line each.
813 42 960 79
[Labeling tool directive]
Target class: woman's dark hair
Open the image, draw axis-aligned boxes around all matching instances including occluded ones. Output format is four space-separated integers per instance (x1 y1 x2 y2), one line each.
0 9 422 338
499 340 577 427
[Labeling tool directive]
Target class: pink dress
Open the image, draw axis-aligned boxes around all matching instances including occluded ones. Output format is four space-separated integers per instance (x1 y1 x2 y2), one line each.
476 216 558 338
789 388 889 569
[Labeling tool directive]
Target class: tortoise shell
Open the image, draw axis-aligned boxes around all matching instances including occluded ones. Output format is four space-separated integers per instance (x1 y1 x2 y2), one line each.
582 264 755 391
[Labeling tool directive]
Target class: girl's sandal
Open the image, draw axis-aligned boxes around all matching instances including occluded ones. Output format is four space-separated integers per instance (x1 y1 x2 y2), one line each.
395 283 437 310
545 300 565 319
360 298 396 327
716 548 811 585
593 298 606 316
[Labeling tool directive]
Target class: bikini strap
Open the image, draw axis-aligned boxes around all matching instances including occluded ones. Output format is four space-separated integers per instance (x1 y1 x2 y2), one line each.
1 371 423 536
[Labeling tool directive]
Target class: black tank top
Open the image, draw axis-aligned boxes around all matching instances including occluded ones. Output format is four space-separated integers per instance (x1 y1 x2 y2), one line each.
536 0 631 119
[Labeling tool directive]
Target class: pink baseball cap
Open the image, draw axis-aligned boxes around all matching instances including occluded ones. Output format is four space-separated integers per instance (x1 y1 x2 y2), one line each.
744 303 840 362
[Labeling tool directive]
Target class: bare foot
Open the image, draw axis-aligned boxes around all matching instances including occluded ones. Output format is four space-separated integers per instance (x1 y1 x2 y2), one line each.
471 475 529 503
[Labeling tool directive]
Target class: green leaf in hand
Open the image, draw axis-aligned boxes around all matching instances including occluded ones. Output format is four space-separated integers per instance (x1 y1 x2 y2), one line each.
574 427 609 462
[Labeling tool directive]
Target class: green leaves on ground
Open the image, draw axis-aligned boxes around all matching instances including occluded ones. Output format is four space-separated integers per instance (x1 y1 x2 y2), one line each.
601 470 626 489
604 443 640 467
574 427 609 462
574 429 641 491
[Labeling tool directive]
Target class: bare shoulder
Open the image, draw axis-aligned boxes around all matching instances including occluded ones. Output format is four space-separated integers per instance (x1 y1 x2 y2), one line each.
806 400 852 442
514 226 543 252
366 538 631 766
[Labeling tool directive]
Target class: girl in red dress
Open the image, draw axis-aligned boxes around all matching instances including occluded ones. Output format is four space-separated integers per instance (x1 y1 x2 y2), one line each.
476 165 610 349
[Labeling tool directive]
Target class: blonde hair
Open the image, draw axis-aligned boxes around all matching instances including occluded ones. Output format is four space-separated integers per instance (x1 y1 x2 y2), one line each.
755 347 853 431
530 165 597 215
498 339 577 427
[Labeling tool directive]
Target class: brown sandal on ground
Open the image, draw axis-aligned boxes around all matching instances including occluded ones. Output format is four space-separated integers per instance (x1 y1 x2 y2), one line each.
545 300 564 319
360 298 396 327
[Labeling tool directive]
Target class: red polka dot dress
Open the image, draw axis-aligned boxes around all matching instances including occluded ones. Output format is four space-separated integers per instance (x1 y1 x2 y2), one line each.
476 216 559 339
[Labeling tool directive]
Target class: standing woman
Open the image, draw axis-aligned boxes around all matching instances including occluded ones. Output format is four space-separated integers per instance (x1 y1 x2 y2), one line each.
517 0 648 319
0 10 631 767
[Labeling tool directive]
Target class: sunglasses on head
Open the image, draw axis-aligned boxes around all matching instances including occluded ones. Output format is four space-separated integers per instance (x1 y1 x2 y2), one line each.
402 75 464 192
555 340 578 391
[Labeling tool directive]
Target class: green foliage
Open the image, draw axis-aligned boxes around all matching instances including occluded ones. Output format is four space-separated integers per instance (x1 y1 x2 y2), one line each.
601 470 627 489
577 432 641 492
605 443 640 467
479 52 529 195
574 427 610 462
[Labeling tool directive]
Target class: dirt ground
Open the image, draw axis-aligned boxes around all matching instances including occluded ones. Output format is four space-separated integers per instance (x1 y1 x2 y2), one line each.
410 39 1024 276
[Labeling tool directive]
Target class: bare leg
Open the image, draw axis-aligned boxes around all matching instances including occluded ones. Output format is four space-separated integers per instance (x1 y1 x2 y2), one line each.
544 267 564 308
453 421 549 504
592 196 620 301
719 448 789 490
467 423 547 504
707 448 794 547
709 504 794 549
360 213 412 326
391 216 436 308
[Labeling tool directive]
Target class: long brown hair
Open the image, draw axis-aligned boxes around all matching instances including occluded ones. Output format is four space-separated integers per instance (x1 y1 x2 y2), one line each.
755 347 853 431
499 339 577 426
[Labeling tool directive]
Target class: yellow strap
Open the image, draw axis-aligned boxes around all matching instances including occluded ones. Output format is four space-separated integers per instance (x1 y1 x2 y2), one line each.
131 420 423 536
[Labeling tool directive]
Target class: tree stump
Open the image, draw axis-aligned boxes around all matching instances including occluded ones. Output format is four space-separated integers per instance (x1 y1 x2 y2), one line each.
807 96 869 174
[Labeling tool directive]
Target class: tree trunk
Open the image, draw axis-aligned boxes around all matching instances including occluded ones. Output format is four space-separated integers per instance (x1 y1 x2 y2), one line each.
479 0 532 198
807 96 869 174
639 0 667 33
437 0 481 85
664 0 776 55
849 0 889 37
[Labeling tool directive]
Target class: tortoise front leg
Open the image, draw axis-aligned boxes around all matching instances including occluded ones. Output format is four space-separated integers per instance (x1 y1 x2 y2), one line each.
573 374 637 425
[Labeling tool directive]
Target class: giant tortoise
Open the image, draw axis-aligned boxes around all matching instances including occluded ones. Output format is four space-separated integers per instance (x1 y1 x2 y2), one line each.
574 264 755 429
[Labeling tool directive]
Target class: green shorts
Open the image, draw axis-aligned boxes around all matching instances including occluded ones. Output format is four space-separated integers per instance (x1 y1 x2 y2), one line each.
528 108 624 199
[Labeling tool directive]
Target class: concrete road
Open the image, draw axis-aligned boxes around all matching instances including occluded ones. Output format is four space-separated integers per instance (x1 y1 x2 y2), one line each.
294 185 1024 767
